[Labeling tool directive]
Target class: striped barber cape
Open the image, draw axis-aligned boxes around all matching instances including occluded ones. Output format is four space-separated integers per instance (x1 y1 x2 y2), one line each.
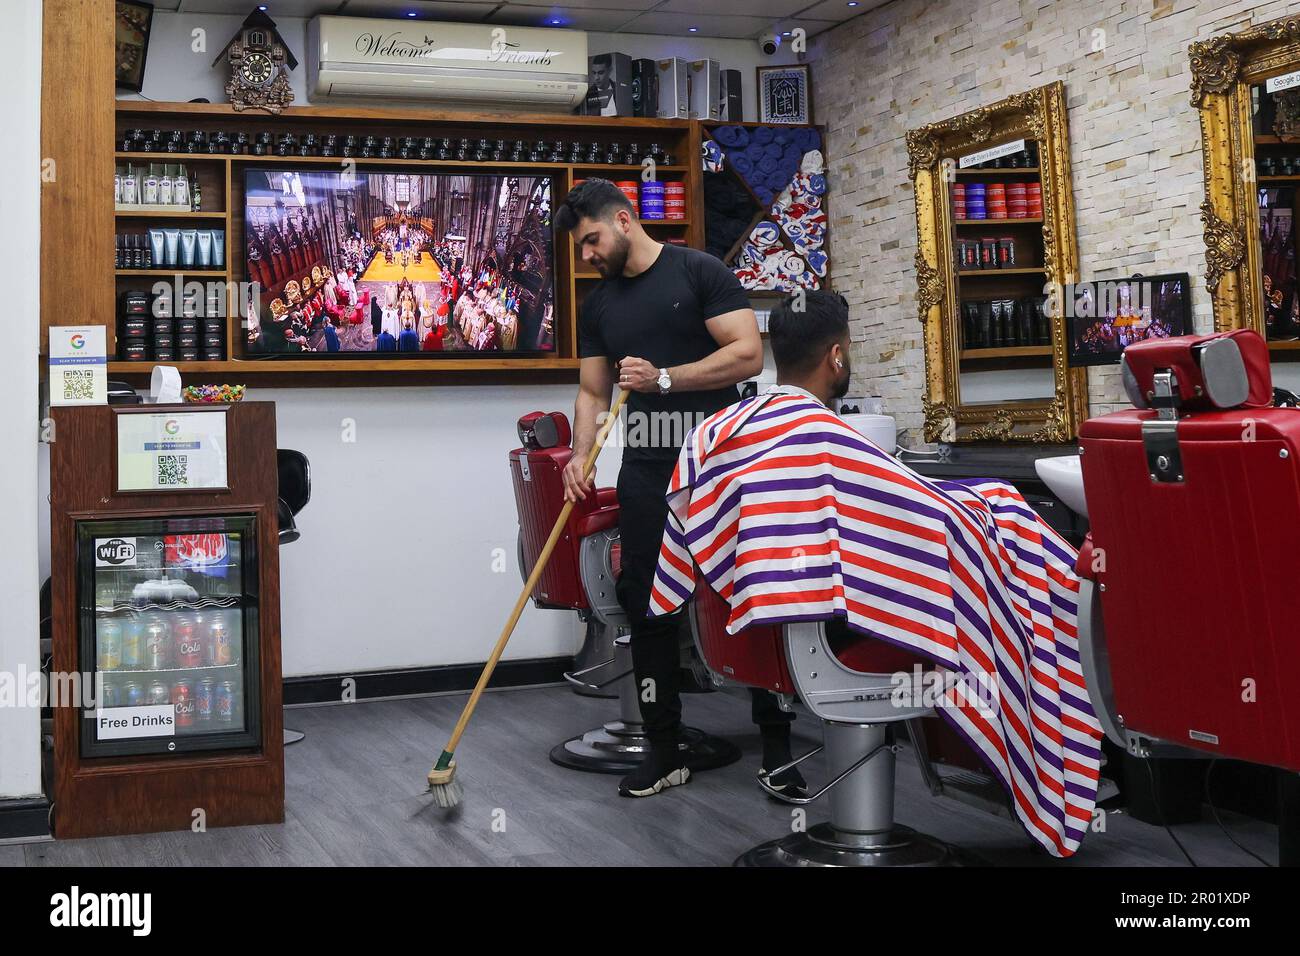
648 386 1103 857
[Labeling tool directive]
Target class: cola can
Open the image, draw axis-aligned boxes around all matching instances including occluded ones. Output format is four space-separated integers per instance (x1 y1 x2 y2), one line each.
123 681 144 707
147 680 170 705
172 680 195 729
144 616 170 670
216 681 236 724
210 615 235 666
121 617 145 669
196 678 215 723
97 620 123 671
173 615 203 668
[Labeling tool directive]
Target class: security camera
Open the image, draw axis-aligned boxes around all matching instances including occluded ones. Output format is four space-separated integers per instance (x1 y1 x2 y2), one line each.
758 31 781 56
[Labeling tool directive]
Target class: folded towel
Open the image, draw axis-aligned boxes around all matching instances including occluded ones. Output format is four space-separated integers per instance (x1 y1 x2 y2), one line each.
731 153 755 177
751 125 775 145
713 125 749 148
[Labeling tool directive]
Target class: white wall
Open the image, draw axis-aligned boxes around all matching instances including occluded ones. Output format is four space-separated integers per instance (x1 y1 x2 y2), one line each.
0 0 43 800
121 14 817 121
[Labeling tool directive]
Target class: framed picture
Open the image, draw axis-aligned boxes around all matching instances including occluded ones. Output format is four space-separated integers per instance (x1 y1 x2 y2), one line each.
115 0 154 93
757 64 812 125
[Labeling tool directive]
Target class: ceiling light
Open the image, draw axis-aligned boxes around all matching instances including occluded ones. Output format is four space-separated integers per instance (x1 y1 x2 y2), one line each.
688 26 699 32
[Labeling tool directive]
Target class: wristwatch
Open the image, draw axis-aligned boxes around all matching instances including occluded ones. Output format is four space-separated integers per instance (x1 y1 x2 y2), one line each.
657 367 672 395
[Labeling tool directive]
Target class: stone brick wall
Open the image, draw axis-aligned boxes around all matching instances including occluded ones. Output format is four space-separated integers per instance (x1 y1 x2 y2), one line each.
814 0 1292 437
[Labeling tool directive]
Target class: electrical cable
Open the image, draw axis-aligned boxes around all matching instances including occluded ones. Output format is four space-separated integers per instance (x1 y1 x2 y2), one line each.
1204 759 1274 867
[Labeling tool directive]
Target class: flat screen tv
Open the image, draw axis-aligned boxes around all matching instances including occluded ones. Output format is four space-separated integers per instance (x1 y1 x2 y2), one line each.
1066 272 1192 367
242 169 555 356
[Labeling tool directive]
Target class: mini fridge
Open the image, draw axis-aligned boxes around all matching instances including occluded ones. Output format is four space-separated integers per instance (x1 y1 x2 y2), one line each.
50 401 284 839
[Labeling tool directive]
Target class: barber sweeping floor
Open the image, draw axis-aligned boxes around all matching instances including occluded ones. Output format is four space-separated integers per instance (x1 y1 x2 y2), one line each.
556 179 804 798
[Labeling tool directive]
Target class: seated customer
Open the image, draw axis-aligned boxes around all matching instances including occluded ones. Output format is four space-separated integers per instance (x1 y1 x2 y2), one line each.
648 290 1104 859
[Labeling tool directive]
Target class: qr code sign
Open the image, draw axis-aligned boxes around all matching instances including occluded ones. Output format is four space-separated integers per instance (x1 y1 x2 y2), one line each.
157 454 190 487
62 369 95 402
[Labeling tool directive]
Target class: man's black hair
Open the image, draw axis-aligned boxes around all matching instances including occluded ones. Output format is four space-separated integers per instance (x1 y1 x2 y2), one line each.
554 178 635 234
768 289 850 376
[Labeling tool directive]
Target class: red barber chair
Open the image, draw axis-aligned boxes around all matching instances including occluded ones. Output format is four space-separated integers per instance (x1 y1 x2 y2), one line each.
509 411 740 774
689 583 963 866
1079 330 1300 864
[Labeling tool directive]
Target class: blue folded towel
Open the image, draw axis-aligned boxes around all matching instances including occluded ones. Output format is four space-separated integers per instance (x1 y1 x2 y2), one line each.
731 153 755 177
713 125 750 148
751 125 775 145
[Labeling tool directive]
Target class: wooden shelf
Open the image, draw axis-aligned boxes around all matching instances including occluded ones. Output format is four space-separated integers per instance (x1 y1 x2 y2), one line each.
960 345 1052 360
572 164 688 173
954 217 1043 225
114 210 227 219
1267 340 1300 350
115 268 227 277
1255 135 1300 145
107 357 581 374
641 218 689 225
1259 175 1300 182
116 99 696 131
957 267 1045 277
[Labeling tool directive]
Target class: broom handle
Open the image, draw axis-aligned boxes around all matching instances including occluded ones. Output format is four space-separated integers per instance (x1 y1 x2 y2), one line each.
441 389 630 757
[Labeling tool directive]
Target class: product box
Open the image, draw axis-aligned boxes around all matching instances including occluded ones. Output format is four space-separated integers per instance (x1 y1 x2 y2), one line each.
632 58 659 118
656 57 690 119
720 69 743 121
688 59 721 121
582 52 633 117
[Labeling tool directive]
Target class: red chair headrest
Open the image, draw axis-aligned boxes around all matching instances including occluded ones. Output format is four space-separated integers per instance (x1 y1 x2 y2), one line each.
517 411 572 450
1120 329 1271 412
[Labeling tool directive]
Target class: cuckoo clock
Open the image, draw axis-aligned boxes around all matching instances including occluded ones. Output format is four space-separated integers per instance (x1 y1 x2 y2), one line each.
212 10 297 114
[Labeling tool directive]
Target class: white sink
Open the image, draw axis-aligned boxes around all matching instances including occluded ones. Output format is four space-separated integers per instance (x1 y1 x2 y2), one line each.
1035 454 1087 518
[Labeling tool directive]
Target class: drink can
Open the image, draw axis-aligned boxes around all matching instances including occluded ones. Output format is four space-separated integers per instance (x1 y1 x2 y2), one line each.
123 681 144 707
121 616 145 669
145 616 170 670
147 680 170 705
173 615 203 668
216 681 236 723
99 676 122 709
196 678 215 723
98 620 123 671
210 615 235 666
172 680 194 729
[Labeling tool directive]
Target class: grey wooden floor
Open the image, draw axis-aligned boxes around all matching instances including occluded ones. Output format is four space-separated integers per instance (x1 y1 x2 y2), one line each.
0 685 1279 866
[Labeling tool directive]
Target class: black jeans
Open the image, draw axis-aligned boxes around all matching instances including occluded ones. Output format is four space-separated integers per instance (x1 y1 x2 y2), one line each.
615 457 793 756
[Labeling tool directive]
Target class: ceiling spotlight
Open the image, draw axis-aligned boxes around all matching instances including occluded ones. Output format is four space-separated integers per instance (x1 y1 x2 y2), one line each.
688 26 698 32
848 1 859 5
257 3 267 9
407 11 417 17
550 18 564 25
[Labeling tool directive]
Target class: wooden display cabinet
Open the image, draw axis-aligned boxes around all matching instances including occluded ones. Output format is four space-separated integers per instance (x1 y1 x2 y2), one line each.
95 102 703 383
48 401 283 838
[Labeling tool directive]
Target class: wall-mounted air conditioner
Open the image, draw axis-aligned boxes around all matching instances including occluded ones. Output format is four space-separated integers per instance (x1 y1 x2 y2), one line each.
307 16 589 112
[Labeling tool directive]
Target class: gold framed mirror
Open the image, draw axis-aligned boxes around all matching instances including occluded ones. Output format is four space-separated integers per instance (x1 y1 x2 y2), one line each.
907 80 1087 442
1193 15 1300 343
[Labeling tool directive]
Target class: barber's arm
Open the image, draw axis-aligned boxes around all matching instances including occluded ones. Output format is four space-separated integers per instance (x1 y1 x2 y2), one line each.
563 356 615 502
618 308 762 392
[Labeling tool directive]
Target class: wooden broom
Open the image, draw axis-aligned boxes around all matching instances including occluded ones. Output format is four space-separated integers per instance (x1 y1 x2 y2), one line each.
427 389 630 807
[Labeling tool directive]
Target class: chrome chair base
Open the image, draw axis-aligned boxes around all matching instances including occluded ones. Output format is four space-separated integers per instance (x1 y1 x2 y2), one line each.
735 823 962 867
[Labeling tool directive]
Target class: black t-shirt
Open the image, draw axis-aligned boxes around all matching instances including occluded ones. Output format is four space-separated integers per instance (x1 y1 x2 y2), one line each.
579 243 751 460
